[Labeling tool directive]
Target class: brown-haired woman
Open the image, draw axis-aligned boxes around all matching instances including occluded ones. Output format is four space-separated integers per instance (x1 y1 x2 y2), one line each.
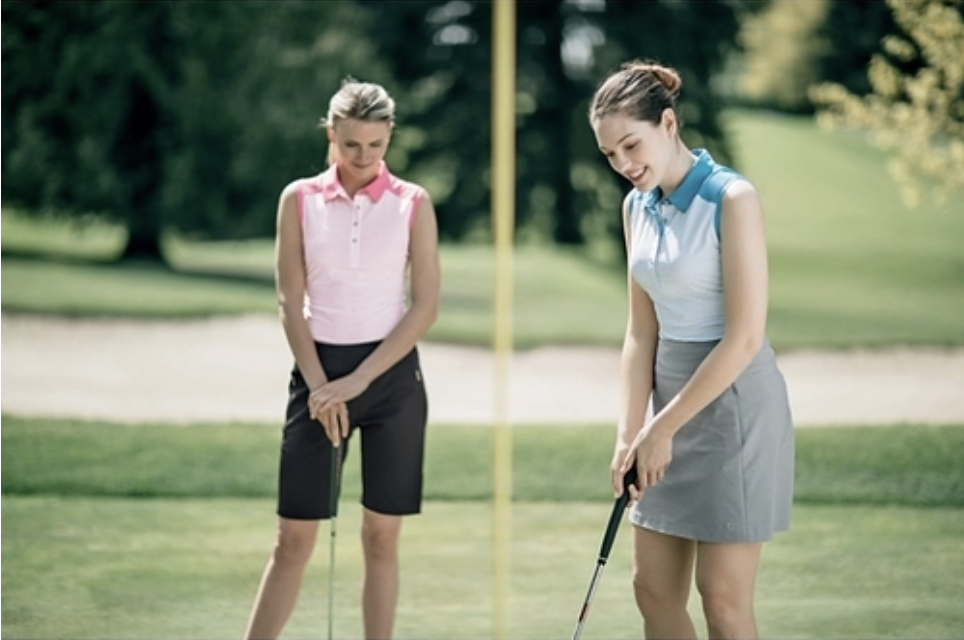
588 61 794 639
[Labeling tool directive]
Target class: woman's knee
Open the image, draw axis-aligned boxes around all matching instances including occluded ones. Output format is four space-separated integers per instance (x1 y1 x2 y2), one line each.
632 566 688 615
631 568 662 612
271 519 318 567
695 542 761 631
696 575 753 631
361 510 401 562
632 529 694 615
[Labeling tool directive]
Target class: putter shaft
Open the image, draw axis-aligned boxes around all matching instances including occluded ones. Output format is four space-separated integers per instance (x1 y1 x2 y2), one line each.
328 443 342 640
571 467 638 640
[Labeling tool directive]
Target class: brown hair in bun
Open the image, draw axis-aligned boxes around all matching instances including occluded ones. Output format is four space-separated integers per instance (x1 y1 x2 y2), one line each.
589 60 682 129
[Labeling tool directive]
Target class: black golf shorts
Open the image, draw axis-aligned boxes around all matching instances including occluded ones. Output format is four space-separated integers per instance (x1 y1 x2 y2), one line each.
277 341 428 520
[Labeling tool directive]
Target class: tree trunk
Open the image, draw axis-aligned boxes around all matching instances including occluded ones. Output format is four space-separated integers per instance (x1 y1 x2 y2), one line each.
543 5 582 246
118 226 165 262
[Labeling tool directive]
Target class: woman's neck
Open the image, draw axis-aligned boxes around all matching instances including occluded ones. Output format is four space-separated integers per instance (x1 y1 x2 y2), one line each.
336 166 378 199
658 142 696 199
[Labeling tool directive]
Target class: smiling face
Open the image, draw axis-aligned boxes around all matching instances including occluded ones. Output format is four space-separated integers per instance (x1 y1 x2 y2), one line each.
592 109 677 192
328 118 392 189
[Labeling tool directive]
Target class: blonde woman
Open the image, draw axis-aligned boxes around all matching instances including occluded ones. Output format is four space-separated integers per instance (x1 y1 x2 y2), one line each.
245 79 440 640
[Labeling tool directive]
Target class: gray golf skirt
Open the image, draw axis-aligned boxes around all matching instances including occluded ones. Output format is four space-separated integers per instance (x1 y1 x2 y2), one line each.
629 338 795 543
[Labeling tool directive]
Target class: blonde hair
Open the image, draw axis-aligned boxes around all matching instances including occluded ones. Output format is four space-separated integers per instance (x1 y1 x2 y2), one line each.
321 78 395 167
320 77 395 128
589 61 682 127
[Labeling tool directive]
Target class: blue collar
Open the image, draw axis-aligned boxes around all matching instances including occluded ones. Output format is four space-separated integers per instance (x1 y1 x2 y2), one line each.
643 149 714 214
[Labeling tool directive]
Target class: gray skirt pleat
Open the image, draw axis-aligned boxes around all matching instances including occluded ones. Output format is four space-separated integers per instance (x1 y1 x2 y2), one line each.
629 339 795 543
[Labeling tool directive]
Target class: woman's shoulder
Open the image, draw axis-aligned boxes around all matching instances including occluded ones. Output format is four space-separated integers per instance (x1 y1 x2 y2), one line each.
277 174 317 197
276 175 326 222
384 168 429 201
699 161 754 207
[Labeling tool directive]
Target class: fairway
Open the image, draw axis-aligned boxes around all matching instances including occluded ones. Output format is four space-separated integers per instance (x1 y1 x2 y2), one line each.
3 420 964 637
3 497 963 639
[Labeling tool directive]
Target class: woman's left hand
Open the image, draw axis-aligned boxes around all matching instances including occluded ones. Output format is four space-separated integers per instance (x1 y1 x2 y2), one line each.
621 424 672 497
309 374 370 415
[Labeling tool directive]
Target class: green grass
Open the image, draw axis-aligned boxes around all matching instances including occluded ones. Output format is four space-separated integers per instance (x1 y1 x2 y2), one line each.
4 420 963 638
0 255 278 318
0 224 628 346
4 109 964 348
3 497 962 639
727 110 964 349
4 416 963 507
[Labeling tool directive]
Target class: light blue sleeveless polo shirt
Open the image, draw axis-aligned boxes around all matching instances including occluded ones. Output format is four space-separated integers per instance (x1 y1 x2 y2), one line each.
627 149 744 342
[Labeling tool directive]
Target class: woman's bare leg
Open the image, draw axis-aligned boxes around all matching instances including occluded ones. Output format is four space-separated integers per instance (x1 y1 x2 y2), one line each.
244 518 319 640
633 526 699 639
360 508 403 639
695 541 763 639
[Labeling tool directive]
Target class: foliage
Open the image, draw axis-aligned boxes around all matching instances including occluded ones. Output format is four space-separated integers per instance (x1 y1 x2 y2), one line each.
2 0 747 257
358 0 746 246
810 0 964 207
736 0 897 113
3 0 180 258
737 0 831 111
1 0 377 259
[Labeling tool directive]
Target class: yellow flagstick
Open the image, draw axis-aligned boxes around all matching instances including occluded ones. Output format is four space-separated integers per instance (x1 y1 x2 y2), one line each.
491 1 516 638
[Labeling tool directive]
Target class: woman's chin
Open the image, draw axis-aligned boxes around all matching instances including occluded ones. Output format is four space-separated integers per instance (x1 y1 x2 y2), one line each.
627 169 651 190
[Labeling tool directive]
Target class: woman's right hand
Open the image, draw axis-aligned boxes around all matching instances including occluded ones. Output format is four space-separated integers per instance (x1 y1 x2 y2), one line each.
310 396 349 446
611 444 637 501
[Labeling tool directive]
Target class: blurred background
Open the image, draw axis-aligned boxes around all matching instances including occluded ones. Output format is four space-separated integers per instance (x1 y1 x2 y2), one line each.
3 0 959 253
3 0 962 348
3 2 964 638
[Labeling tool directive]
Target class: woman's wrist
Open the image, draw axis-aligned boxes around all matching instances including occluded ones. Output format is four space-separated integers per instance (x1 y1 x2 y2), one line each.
645 417 677 442
305 375 327 394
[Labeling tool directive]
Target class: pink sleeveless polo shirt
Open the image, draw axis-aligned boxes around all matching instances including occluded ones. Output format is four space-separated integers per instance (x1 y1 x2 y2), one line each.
296 162 424 344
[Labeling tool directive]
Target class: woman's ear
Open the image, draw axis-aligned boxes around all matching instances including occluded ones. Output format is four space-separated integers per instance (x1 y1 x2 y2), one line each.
326 126 336 144
660 108 678 137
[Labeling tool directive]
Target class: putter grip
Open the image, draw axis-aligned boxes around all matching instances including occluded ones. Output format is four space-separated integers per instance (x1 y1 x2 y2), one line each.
598 467 638 561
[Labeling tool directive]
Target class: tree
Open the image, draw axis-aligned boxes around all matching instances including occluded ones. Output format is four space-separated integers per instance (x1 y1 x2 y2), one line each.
2 0 377 261
737 0 831 112
358 0 746 247
810 0 964 208
736 0 898 114
3 1 180 260
3 0 753 256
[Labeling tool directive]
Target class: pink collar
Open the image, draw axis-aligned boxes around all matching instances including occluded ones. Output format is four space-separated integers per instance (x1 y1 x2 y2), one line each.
319 162 390 202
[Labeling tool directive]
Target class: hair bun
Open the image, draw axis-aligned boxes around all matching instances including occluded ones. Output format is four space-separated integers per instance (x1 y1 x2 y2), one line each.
650 65 682 98
622 61 682 98
590 59 683 126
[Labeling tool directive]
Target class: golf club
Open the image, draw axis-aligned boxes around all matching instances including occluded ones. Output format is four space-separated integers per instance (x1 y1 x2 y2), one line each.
571 465 638 640
328 442 342 640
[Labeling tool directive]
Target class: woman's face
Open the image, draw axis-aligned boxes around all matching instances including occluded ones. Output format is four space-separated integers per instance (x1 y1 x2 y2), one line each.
329 118 392 186
592 109 675 192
